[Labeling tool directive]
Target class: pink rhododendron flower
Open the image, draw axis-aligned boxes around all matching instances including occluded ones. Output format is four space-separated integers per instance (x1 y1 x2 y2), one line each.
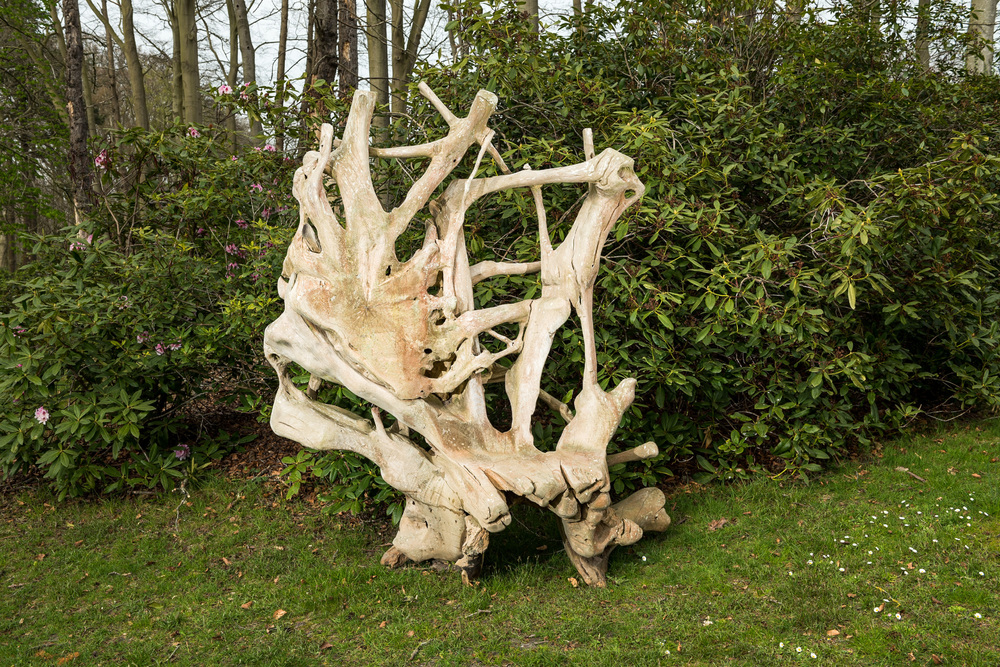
218 84 233 95
155 343 166 355
225 243 239 255
236 219 248 229
94 149 109 170
188 127 200 138
263 144 276 152
35 407 49 424
249 183 263 192
174 443 190 460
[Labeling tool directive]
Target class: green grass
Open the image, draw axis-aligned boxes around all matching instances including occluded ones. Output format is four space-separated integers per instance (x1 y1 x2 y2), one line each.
2 420 998 666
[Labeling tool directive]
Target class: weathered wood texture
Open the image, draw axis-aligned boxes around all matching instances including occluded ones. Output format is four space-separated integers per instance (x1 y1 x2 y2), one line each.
264 85 670 587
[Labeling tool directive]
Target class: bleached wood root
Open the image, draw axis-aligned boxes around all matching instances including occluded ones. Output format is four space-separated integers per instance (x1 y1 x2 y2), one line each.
264 85 669 587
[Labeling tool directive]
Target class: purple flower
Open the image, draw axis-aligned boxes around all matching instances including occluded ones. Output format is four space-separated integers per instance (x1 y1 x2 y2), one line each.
249 183 263 193
174 444 190 460
13 326 27 337
35 407 49 424
227 262 240 270
230 155 238 161
196 227 206 236
155 343 166 355
236 219 248 229
218 84 233 95
225 243 239 255
188 127 200 138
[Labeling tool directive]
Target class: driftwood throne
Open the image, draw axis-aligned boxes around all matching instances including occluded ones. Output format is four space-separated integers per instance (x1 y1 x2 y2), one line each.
263 84 669 587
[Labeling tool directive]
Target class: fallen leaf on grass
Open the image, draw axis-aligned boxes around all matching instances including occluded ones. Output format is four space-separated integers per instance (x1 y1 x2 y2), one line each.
55 652 80 665
273 609 287 620
222 557 231 566
846 593 857 598
241 601 253 609
972 473 981 478
320 642 333 650
827 629 840 637
379 621 387 628
568 577 579 588
407 630 415 637
932 655 942 664
706 518 729 532
35 554 46 561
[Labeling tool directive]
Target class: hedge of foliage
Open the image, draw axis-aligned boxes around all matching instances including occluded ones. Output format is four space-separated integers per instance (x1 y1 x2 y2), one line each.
2 0 999 503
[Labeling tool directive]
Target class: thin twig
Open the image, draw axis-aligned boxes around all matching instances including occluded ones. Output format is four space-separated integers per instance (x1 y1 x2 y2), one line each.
895 467 927 483
409 639 431 661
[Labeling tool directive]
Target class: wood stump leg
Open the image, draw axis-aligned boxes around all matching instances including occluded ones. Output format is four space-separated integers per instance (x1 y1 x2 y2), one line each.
456 515 489 586
381 545 412 569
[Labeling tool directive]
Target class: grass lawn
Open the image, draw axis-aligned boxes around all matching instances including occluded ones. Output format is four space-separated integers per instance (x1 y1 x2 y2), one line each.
2 419 998 666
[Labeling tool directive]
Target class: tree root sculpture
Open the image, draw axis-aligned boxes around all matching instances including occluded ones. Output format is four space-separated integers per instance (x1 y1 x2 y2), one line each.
263 84 670 587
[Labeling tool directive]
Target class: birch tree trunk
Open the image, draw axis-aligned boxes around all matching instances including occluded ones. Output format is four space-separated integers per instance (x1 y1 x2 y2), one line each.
967 0 998 73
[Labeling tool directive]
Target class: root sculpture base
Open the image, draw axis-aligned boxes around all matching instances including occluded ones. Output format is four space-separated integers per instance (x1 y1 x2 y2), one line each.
264 85 670 587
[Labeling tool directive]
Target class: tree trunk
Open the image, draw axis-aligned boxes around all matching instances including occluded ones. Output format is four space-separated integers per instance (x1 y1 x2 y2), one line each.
226 0 239 151
338 0 358 98
176 0 202 124
100 0 121 126
314 0 339 87
298 0 317 150
366 0 389 128
48 3 97 136
169 1 184 123
389 0 432 115
518 0 539 33
967 0 998 73
63 0 93 220
916 0 931 68
82 52 98 137
232 0 262 140
119 0 149 129
275 0 290 152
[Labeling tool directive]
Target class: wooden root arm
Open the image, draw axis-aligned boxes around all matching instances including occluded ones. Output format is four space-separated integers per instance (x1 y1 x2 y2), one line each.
264 85 669 587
